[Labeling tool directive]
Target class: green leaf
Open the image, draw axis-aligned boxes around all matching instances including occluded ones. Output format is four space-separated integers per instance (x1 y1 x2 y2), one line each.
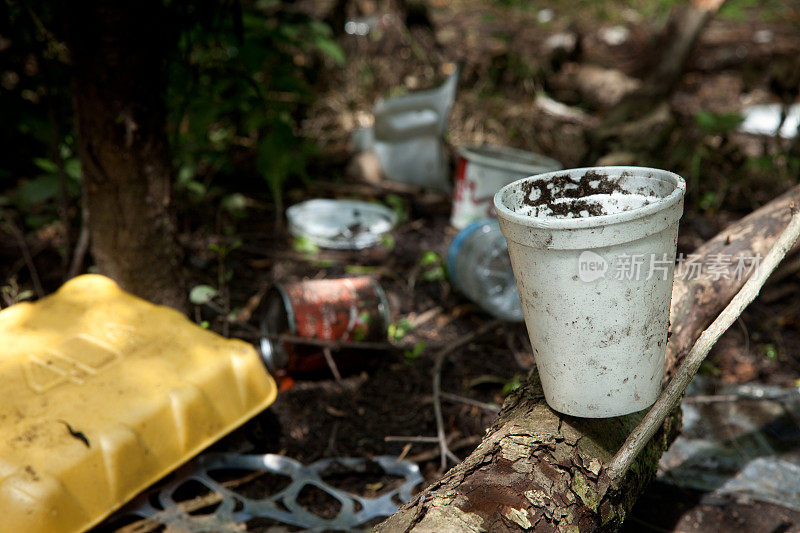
189 284 218 305
64 158 82 181
763 344 778 361
345 265 377 274
421 251 441 266
313 36 345 65
17 175 61 206
695 110 743 134
32 157 58 174
222 193 248 216
380 235 395 250
388 319 413 341
699 191 719 212
293 236 320 255
502 373 524 396
403 341 426 361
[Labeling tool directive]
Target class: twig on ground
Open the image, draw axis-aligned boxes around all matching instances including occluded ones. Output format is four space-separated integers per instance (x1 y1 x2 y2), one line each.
736 316 750 357
385 436 440 443
439 392 501 414
322 347 343 382
250 332 443 354
2 215 44 298
603 205 800 487
407 307 443 329
117 469 266 533
405 436 483 464
683 388 800 404
396 443 413 462
431 319 504 471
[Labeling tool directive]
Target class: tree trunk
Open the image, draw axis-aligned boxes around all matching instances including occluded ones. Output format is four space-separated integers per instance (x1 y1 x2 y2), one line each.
63 1 186 310
377 185 800 532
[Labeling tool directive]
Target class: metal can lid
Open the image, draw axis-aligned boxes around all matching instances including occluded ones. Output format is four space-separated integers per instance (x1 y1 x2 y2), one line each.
287 199 398 250
257 286 293 372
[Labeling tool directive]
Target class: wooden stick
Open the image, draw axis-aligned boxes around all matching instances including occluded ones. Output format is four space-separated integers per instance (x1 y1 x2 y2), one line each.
440 392 500 414
431 319 503 471
604 205 800 484
322 347 343 382
2 216 44 298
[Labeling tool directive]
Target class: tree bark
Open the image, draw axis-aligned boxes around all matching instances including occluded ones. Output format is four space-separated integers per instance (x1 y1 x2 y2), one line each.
63 1 186 310
377 185 800 532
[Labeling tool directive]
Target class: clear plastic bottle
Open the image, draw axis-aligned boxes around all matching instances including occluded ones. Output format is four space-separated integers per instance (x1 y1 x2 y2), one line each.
447 219 523 321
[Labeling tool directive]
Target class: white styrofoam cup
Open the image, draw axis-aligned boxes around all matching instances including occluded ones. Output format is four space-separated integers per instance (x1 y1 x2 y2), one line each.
494 167 686 417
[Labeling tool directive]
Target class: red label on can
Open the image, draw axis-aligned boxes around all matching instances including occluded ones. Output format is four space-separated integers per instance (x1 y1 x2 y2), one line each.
453 156 469 202
269 278 389 374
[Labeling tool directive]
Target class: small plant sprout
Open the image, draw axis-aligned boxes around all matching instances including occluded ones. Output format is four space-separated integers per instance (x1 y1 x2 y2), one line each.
293 235 320 255
380 234 396 250
502 373 525 396
388 318 414 341
404 341 426 362
762 344 779 361
384 194 409 224
420 250 446 282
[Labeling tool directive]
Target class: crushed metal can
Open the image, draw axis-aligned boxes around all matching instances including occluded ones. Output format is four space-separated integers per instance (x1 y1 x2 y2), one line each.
258 277 390 376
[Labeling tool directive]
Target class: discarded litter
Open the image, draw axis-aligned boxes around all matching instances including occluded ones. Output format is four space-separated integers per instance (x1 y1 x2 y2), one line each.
659 378 800 512
345 16 376 36
495 167 686 417
738 103 800 139
0 274 277 533
450 144 562 229
114 452 423 531
259 277 390 375
344 14 393 36
353 68 459 191
447 219 523 321
287 199 397 250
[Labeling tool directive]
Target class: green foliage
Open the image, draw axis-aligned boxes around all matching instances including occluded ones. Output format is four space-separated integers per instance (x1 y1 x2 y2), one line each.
388 318 414 341
167 2 343 209
403 341 426 362
189 284 219 305
762 343 778 361
0 3 78 231
292 235 320 255
380 234 396 251
698 360 722 377
419 250 446 282
694 110 743 134
384 194 409 223
208 239 242 259
502 373 524 396
718 0 787 22
698 191 719 212
344 264 378 274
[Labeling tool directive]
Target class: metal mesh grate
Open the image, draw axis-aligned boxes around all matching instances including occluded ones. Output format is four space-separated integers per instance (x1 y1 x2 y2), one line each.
116 453 423 531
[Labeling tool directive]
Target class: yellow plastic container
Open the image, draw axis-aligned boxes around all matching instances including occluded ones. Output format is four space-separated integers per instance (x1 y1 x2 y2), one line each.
0 275 277 532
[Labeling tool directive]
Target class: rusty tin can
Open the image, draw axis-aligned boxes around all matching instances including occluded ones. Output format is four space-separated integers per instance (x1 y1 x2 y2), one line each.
258 277 390 375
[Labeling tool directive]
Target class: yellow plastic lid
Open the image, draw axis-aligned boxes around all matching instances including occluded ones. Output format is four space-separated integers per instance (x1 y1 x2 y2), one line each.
0 275 277 532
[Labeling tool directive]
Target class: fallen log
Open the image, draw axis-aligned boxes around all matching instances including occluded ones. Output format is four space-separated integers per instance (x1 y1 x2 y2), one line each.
376 185 800 532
